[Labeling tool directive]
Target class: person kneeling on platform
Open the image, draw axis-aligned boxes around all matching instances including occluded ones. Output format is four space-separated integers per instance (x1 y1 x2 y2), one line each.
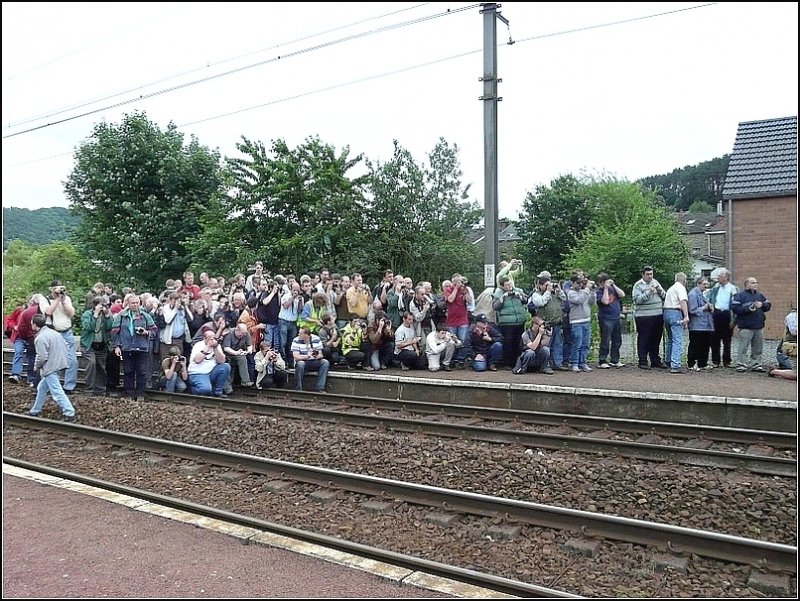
425 329 458 372
255 340 288 389
394 311 427 370
470 314 503 371
158 346 188 392
513 316 554 374
187 330 231 397
291 327 329 392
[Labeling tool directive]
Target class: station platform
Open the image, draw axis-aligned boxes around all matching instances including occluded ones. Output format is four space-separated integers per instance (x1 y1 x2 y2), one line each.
3 465 509 599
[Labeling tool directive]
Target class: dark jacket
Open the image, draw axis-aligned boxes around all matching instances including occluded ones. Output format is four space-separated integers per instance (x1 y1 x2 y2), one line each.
111 309 157 352
470 323 503 355
731 289 771 330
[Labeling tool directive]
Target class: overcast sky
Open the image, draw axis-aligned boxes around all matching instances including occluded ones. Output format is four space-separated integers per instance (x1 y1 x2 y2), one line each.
2 2 797 220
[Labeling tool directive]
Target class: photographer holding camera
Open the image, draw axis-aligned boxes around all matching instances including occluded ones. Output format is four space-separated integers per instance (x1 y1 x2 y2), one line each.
158 346 188 392
291 327 330 392
80 296 114 394
39 279 79 394
110 293 158 400
254 340 288 389
567 272 597 372
492 276 529 369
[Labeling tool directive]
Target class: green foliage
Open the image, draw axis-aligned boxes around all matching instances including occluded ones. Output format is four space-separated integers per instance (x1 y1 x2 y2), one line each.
2 207 81 250
638 155 729 211
2 240 95 317
64 111 223 291
515 175 595 278
190 135 369 277
687 200 714 213
564 180 692 299
365 138 483 284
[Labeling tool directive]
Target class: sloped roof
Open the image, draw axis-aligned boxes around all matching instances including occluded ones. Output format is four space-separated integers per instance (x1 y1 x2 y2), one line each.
674 211 722 234
722 116 797 200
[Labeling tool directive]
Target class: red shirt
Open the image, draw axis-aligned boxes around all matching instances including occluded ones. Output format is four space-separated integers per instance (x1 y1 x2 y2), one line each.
16 304 41 342
443 285 469 327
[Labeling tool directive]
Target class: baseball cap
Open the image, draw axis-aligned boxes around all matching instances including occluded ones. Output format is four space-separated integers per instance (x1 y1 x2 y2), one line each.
474 314 488 323
536 271 552 280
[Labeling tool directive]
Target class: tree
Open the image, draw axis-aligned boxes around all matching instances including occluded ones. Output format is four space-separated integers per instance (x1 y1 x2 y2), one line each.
515 175 595 277
563 179 692 295
364 138 482 284
638 155 729 210
190 135 369 277
64 112 223 291
687 200 714 213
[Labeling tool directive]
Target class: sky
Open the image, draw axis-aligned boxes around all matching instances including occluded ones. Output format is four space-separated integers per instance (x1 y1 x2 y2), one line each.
2 2 798 220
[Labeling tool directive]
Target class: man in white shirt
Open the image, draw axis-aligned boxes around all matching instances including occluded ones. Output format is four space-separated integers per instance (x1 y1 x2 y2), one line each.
187 330 231 397
39 279 78 393
291 327 329 392
425 329 457 372
663 273 690 373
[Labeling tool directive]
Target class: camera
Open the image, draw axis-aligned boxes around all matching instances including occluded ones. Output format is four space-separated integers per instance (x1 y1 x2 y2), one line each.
177 356 186 363
311 349 320 357
135 326 147 335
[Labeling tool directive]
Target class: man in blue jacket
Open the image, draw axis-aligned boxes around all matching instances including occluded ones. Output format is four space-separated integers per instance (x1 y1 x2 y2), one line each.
731 277 771 373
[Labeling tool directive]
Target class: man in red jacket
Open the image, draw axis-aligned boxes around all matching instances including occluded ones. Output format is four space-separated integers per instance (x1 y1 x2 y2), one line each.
11 294 44 387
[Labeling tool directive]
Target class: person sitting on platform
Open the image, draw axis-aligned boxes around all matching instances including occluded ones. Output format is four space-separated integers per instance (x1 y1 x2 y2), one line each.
470 314 503 372
187 329 231 398
513 316 554 375
254 340 288 389
158 345 188 392
291 326 330 392
425 328 457 372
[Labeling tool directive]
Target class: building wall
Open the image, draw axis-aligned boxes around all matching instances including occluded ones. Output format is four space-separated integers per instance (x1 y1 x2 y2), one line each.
707 231 726 259
730 195 798 339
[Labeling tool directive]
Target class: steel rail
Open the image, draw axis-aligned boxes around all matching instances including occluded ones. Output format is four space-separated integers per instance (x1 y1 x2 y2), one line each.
5 413 796 572
144 391 797 477
3 457 578 598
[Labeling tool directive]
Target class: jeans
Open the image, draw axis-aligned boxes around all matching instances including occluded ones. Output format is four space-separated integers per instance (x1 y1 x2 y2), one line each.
264 323 281 350
598 317 622 364
188 363 232 397
159 373 187 392
278 319 298 366
294 358 329 391
11 338 25 376
561 316 572 366
663 310 684 369
472 342 503 371
30 372 75 417
24 340 39 385
447 324 470 364
59 330 79 391
515 346 551 372
569 322 590 367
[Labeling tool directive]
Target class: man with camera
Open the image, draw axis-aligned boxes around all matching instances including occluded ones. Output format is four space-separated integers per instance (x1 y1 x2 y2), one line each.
80 296 114 394
425 328 457 372
567 272 597 372
110 293 158 400
254 340 288 389
158 346 188 392
492 276 529 369
291 327 330 392
188 329 232 397
39 279 79 394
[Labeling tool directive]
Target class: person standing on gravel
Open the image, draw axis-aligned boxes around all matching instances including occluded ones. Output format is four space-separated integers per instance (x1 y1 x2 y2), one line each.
27 314 76 421
663 272 690 374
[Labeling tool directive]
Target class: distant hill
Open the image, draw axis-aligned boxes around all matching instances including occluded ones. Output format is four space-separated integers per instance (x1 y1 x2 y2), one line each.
2 206 81 250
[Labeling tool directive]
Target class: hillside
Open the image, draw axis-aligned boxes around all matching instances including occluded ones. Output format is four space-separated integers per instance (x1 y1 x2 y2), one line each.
2 206 80 250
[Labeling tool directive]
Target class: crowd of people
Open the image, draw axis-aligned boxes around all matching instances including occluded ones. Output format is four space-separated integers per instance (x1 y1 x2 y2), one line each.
4 261 795 419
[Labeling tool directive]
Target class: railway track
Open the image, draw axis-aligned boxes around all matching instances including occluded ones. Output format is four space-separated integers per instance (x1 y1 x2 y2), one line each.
4 413 796 597
142 389 797 477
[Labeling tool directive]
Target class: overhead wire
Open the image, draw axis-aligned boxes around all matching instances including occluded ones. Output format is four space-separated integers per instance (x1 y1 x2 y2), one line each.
3 3 479 139
5 3 434 129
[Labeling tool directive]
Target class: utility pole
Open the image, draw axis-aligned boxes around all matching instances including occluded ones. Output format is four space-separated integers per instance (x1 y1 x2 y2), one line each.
480 3 507 287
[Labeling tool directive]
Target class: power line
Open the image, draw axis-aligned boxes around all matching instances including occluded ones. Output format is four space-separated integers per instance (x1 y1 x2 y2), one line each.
5 3 434 129
3 4 477 139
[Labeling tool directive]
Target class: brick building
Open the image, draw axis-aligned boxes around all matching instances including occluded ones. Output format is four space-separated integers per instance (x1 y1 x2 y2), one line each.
722 116 797 339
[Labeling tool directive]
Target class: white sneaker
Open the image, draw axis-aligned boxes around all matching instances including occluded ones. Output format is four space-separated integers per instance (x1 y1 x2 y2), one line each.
611 362 625 368
598 363 611 369
581 365 593 372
